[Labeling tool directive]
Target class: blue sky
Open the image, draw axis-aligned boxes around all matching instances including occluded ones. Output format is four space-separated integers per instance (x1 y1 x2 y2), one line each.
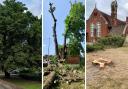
43 0 84 55
0 0 42 17
86 0 128 21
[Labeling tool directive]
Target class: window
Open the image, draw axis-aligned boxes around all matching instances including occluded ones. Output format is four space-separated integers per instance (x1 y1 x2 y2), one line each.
97 22 101 37
90 23 94 37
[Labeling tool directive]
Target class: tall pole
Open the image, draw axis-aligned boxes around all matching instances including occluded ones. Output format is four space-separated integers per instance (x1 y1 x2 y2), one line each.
48 37 50 55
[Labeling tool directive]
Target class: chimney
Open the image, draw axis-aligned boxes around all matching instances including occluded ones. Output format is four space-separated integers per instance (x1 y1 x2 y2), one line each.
126 17 128 24
111 0 118 26
113 19 117 26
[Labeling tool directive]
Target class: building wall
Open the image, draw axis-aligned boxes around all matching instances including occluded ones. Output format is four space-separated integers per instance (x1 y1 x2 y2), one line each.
86 9 109 42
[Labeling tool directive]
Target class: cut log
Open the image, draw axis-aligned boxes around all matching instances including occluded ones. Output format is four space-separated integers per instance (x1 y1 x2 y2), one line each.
44 71 50 76
92 57 112 68
43 71 56 89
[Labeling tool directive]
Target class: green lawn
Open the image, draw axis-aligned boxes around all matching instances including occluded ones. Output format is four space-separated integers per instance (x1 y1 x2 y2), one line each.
1 77 42 89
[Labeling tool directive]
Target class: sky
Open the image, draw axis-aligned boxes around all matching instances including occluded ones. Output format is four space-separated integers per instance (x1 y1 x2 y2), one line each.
0 0 42 17
86 0 128 21
43 0 85 55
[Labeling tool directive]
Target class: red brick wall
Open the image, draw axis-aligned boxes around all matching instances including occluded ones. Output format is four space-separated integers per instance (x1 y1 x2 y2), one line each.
86 9 109 42
66 56 80 64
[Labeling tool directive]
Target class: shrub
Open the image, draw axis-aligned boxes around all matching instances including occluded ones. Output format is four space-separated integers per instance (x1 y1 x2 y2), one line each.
19 68 41 81
86 43 104 52
98 35 125 48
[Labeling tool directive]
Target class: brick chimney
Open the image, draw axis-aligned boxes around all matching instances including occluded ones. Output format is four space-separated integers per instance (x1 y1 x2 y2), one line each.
111 0 118 26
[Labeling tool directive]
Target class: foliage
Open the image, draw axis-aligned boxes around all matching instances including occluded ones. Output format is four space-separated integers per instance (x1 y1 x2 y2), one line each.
65 2 85 56
19 68 41 81
86 43 104 53
0 0 41 76
98 36 125 48
49 56 58 64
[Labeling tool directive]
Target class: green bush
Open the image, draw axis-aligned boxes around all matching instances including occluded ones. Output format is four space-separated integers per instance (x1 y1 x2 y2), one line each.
86 43 104 53
19 68 41 81
98 36 125 48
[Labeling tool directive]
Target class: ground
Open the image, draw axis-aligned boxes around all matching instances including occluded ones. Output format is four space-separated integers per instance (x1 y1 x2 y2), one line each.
87 47 128 89
0 76 41 89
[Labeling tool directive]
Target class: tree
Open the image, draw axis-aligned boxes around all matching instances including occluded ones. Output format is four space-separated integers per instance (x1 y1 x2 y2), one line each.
0 0 41 78
64 2 85 57
49 3 60 59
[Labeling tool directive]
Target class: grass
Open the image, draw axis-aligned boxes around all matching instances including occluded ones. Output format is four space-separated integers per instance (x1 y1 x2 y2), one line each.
52 82 84 89
1 77 41 89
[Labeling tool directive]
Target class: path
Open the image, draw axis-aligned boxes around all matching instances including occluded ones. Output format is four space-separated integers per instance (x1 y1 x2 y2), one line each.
87 47 128 89
0 79 22 89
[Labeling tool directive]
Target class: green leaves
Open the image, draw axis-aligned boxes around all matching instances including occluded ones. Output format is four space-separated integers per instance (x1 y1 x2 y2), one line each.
65 2 85 56
0 0 41 72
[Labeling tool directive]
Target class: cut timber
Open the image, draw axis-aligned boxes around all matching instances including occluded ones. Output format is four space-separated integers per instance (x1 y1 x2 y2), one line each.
43 71 56 89
92 57 112 68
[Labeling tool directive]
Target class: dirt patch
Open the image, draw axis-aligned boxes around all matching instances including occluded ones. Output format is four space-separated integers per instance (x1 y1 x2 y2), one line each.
87 47 128 89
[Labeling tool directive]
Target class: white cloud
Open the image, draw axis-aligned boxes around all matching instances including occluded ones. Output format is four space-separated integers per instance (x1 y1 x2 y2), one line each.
28 0 42 17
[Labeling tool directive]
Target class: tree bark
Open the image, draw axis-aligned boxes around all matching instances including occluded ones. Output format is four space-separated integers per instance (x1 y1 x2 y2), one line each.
4 70 10 78
63 33 67 59
49 3 60 59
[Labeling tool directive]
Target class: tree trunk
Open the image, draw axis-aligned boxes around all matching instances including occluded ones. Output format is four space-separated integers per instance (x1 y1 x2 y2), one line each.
4 70 10 78
43 71 56 89
53 20 59 59
63 33 67 59
49 3 60 59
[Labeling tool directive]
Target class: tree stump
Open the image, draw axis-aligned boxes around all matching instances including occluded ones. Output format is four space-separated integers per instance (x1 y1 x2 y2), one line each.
92 58 112 69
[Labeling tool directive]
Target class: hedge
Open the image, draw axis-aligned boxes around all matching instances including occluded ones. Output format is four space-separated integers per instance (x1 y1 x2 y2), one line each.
86 43 104 53
98 35 125 48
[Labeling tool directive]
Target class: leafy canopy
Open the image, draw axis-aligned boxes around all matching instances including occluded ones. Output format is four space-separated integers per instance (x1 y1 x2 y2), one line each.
65 2 85 56
0 0 41 71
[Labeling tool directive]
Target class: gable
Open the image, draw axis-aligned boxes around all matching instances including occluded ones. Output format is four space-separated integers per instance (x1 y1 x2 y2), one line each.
88 8 108 24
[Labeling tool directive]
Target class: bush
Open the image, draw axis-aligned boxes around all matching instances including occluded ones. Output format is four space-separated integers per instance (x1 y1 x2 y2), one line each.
98 36 125 48
86 43 104 53
19 68 41 81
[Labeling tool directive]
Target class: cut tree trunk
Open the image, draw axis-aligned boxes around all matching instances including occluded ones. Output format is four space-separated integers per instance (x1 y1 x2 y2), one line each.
43 71 56 89
49 3 60 59
92 58 112 69
63 33 67 59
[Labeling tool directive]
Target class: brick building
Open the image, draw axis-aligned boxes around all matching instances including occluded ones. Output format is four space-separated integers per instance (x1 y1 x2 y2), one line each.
86 0 128 42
